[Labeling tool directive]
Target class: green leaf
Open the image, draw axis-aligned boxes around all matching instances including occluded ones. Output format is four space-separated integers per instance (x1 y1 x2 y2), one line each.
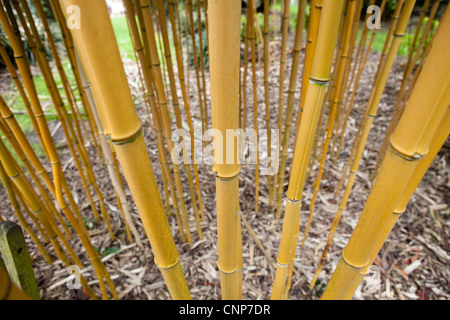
101 246 121 257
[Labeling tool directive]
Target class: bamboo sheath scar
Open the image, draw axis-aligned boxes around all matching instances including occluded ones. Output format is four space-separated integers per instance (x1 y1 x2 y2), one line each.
209 0 243 300
59 0 190 299
270 0 345 300
321 4 450 299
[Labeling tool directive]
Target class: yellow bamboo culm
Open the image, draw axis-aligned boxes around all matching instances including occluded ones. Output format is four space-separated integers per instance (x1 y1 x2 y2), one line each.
321 4 450 299
122 0 187 243
270 0 346 300
310 0 417 288
208 0 243 300
294 0 323 142
166 0 206 222
139 0 194 245
154 0 202 239
275 0 307 219
0 161 52 264
247 0 260 212
371 0 442 181
301 0 359 248
59 0 191 299
74 49 142 248
0 2 115 299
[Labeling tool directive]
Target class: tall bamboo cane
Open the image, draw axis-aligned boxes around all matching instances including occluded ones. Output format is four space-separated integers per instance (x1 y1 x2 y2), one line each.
0 136 98 298
371 0 442 181
293 0 323 142
155 0 202 239
273 0 290 199
270 0 345 300
263 0 275 207
344 108 450 299
59 0 191 299
275 0 307 219
209 0 242 300
13 0 113 235
140 0 194 245
247 0 260 212
333 0 405 200
74 49 142 247
123 0 187 243
312 0 417 289
321 4 449 299
301 0 359 247
333 0 387 164
186 0 206 139
0 42 46 158
167 0 205 221
48 0 103 157
0 108 72 241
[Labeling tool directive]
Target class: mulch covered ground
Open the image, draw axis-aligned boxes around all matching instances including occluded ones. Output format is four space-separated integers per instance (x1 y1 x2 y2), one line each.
0 33 448 300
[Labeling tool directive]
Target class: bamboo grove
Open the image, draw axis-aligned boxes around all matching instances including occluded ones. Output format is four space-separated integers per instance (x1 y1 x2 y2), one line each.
0 0 448 300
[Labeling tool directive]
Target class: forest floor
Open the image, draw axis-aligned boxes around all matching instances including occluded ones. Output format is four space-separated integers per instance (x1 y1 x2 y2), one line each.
0 35 449 300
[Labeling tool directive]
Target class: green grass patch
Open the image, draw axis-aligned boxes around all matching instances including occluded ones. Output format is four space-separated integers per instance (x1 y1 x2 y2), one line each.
110 15 136 61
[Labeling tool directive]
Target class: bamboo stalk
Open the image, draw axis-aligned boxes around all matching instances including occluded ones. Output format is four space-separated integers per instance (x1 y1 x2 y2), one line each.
48 0 103 158
321 4 449 299
196 0 209 134
333 0 387 164
209 0 242 300
60 0 190 299
123 0 186 242
0 6 116 299
301 0 359 247
345 108 450 299
312 0 417 289
155 0 202 239
122 0 187 242
186 0 206 140
14 0 113 237
0 112 72 241
371 0 442 181
167 0 205 221
270 0 346 300
139 0 193 245
74 49 142 248
263 0 274 207
247 0 260 212
275 0 307 219
0 42 47 158
294 0 323 141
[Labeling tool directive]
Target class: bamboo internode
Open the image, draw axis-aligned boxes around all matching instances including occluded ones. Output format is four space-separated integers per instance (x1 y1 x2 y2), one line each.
209 0 242 300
